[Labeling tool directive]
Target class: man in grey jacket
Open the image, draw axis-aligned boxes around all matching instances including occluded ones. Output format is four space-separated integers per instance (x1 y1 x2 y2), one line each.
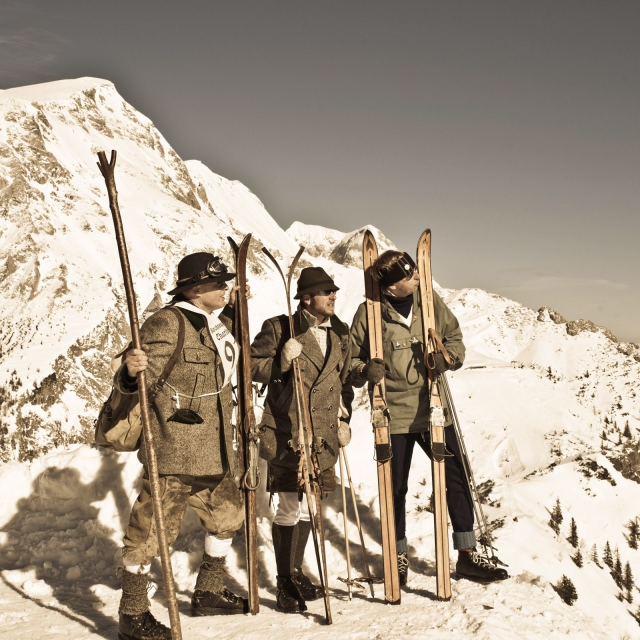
118 252 249 640
251 267 353 614
350 250 508 586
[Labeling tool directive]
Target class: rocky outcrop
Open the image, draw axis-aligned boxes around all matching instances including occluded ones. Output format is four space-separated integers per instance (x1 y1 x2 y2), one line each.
566 319 618 343
537 307 567 324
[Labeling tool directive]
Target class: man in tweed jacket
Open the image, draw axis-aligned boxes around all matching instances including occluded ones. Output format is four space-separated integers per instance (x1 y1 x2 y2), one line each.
116 252 249 640
251 266 353 614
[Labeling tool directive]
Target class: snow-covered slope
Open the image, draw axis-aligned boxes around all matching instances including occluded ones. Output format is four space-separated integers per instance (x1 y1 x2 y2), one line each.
1 78 640 639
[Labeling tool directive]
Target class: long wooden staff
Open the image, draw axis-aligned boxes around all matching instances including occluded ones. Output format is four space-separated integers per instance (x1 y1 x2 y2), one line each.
97 151 183 640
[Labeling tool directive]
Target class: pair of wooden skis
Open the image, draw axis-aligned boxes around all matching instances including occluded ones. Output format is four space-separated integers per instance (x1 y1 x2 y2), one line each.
362 228 453 603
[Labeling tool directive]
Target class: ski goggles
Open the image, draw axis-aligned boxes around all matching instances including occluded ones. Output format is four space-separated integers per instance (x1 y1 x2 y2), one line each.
378 252 417 287
176 257 229 286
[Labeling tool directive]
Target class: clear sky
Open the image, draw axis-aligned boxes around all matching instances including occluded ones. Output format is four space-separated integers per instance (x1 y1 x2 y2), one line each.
1 1 638 342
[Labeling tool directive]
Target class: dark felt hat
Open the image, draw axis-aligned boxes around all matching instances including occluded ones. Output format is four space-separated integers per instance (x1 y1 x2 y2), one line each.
294 267 339 299
167 252 235 296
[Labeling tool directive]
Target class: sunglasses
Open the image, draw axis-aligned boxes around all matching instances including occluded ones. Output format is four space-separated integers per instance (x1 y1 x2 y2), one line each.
312 290 338 297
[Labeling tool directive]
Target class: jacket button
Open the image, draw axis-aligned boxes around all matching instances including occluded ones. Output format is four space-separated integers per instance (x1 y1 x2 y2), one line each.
312 388 317 393
312 408 316 412
330 424 335 429
329 386 333 391
328 405 332 410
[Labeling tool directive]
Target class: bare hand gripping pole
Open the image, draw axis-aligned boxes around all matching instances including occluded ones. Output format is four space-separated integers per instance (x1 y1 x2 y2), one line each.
97 151 183 640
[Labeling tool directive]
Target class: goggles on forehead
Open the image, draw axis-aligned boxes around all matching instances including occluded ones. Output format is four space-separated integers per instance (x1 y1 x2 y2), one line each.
177 257 229 286
379 253 417 287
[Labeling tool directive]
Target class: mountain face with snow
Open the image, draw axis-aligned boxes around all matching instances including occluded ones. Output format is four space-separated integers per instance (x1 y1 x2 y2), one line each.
1 78 640 638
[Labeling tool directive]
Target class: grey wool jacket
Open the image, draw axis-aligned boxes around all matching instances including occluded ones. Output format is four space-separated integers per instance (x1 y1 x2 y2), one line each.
117 305 237 477
350 289 465 434
250 306 354 472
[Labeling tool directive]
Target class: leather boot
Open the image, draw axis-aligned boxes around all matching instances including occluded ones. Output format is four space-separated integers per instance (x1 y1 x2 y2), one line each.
290 520 323 600
456 550 509 583
276 575 307 613
190 554 248 616
118 570 171 639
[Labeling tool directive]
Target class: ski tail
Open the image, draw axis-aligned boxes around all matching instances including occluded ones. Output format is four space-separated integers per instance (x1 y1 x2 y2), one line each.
362 230 401 605
262 246 333 624
416 228 451 602
228 234 260 615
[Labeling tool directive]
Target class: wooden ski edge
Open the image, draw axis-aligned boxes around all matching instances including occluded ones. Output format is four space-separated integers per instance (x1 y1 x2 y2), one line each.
416 228 452 602
362 230 401 605
227 234 260 615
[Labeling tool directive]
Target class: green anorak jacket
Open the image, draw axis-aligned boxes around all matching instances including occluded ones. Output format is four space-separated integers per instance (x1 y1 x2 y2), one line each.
350 289 465 434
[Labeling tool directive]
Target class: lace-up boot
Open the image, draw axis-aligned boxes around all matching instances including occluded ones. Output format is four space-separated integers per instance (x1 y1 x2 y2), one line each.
456 550 509 583
191 553 249 616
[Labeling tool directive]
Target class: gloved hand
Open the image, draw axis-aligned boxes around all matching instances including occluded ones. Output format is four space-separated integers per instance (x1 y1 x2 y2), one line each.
431 352 451 376
280 338 302 372
362 357 385 384
337 421 351 447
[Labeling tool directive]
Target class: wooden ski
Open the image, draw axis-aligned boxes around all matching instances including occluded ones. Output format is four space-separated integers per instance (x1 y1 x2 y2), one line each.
262 246 333 624
416 228 452 601
228 234 260 615
362 230 401 605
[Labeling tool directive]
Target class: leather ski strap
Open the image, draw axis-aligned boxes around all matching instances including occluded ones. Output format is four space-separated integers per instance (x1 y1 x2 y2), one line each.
427 327 453 366
150 307 185 400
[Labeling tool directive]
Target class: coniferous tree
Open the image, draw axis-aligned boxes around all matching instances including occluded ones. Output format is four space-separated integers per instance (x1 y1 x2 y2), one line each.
554 575 578 606
601 429 608 441
624 561 634 592
625 518 639 550
572 547 583 568
549 498 563 535
603 541 613 568
590 544 601 567
568 518 579 548
624 421 632 439
605 416 610 425
618 431 623 445
612 550 623 588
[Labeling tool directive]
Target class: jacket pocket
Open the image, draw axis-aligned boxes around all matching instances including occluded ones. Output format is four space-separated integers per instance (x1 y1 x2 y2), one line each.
183 348 212 364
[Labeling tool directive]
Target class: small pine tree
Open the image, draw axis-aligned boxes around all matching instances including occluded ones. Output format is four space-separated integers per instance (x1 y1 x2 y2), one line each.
555 575 578 606
568 518 579 548
624 561 634 592
590 544 601 567
605 416 610 425
549 498 563 535
612 551 623 588
625 518 639 550
624 421 632 439
618 431 623 445
601 429 608 441
572 548 583 568
603 541 613 568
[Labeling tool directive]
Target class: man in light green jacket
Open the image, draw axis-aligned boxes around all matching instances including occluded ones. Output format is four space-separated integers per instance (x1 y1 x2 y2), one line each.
350 249 508 585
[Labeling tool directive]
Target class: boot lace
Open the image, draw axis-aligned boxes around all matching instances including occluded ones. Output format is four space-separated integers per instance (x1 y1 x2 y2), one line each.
397 552 409 574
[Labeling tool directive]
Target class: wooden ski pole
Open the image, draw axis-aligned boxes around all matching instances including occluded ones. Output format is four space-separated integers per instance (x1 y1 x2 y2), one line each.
339 448 353 599
342 447 376 598
97 151 183 640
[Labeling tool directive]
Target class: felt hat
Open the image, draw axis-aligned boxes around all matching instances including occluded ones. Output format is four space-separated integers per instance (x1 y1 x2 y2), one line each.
294 267 339 299
167 252 235 296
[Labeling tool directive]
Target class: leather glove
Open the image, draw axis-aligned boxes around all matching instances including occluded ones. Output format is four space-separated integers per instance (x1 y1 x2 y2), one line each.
337 421 351 447
280 338 302 373
362 357 385 384
431 352 451 376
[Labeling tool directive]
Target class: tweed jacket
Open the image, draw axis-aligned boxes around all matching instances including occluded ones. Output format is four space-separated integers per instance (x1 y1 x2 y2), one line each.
118 305 237 477
350 289 465 434
250 306 353 472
